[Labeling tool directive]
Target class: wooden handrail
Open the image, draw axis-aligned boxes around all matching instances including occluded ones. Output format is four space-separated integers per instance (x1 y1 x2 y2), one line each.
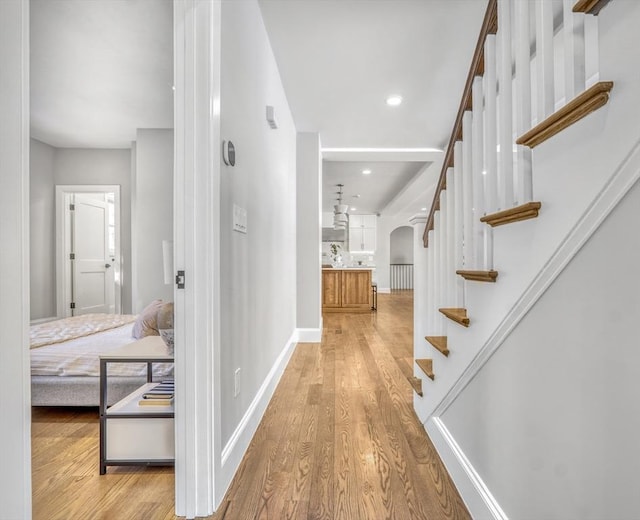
423 0 498 247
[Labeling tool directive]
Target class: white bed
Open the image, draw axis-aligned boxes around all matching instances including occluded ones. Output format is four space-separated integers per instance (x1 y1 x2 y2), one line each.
31 314 173 407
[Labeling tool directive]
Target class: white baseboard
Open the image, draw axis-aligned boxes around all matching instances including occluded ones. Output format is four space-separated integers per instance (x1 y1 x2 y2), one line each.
296 325 322 342
377 287 391 294
426 418 508 520
219 330 298 492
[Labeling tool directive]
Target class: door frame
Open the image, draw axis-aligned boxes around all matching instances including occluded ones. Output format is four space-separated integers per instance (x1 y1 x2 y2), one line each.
55 185 122 318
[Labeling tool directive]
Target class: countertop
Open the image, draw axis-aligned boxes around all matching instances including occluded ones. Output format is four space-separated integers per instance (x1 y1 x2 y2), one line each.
322 266 376 271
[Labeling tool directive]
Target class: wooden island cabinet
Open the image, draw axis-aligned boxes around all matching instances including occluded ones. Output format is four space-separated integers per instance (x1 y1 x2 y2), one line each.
322 268 373 312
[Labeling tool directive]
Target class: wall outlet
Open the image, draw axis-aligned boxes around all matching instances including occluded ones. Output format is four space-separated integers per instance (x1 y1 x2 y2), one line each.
234 368 241 397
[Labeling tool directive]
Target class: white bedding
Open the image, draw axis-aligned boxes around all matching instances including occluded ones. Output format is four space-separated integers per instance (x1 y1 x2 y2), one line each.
30 323 174 378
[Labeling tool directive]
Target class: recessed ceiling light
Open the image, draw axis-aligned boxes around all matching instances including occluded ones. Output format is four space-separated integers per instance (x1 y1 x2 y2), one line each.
351 207 357 211
362 169 372 175
386 95 403 106
352 194 361 198
421 207 427 211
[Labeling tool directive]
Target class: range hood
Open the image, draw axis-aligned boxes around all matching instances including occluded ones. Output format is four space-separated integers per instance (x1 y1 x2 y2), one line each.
322 227 348 242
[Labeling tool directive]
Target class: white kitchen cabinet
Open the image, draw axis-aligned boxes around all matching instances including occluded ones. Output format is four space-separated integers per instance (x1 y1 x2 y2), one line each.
349 214 376 252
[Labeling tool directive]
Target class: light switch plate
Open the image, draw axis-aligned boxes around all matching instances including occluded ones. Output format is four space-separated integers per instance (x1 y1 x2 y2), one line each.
233 204 247 234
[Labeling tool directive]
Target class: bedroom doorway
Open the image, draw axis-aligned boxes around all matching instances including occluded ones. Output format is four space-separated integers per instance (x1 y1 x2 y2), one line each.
55 185 122 317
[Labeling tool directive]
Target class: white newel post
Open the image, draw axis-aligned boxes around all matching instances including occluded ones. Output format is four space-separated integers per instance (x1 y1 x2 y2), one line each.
411 214 428 422
0 1 31 518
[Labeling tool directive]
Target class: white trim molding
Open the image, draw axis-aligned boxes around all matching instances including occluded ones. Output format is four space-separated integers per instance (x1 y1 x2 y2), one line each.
296 327 322 343
377 287 391 294
0 0 31 517
426 418 508 520
433 135 640 418
220 331 298 488
173 0 222 517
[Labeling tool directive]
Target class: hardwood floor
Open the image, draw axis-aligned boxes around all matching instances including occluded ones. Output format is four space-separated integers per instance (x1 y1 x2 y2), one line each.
31 291 470 519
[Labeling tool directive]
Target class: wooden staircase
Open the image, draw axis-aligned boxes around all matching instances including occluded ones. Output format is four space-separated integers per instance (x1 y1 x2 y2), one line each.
413 0 613 396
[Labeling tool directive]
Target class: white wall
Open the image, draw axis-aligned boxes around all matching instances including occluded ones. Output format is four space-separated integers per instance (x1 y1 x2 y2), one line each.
296 132 322 334
442 177 640 519
220 0 297 446
132 129 174 311
54 147 134 313
30 139 56 319
0 0 31 516
390 225 413 264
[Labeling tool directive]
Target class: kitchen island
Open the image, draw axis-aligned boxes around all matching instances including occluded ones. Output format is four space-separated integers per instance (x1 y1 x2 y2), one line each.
322 267 374 313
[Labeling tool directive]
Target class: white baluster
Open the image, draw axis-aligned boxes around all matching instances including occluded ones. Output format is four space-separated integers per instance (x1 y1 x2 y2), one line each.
563 0 586 102
536 0 555 120
515 0 533 204
472 75 486 268
440 192 448 308
446 168 456 307
462 111 474 270
453 141 464 307
428 228 436 332
434 211 444 334
498 0 514 209
484 34 498 214
584 12 600 88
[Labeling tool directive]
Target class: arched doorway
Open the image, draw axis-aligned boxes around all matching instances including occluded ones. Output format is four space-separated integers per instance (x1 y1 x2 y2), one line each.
390 225 414 290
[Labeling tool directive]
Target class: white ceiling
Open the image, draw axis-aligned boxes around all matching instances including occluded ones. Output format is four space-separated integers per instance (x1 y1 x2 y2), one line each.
323 160 429 214
30 0 489 215
30 0 173 149
258 0 489 216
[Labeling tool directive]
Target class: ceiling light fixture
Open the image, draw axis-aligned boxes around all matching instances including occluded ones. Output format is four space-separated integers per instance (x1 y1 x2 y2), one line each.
362 169 371 175
333 184 348 230
351 207 357 211
421 207 427 211
386 95 403 106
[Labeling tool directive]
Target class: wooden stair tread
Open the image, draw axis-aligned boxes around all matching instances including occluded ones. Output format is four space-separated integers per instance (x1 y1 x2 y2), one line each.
573 0 611 16
425 336 449 357
409 376 423 397
456 270 498 282
439 308 470 327
415 359 435 381
516 81 613 148
480 201 542 227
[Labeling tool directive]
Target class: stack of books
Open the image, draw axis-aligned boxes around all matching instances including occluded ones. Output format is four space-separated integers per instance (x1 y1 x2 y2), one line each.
139 379 174 406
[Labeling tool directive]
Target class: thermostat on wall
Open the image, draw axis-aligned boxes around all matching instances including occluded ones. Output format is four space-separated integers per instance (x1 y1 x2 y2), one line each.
222 140 236 166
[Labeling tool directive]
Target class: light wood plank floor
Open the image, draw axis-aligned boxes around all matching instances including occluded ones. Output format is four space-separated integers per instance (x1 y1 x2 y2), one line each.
32 291 470 519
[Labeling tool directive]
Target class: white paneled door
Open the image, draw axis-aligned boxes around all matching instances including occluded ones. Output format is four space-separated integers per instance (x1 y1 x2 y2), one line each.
55 185 121 318
72 194 114 315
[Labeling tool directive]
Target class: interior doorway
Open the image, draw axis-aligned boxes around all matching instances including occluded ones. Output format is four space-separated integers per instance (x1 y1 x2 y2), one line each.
390 225 414 290
55 185 121 317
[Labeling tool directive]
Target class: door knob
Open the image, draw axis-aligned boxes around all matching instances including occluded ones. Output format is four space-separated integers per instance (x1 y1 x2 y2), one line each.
105 263 111 268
